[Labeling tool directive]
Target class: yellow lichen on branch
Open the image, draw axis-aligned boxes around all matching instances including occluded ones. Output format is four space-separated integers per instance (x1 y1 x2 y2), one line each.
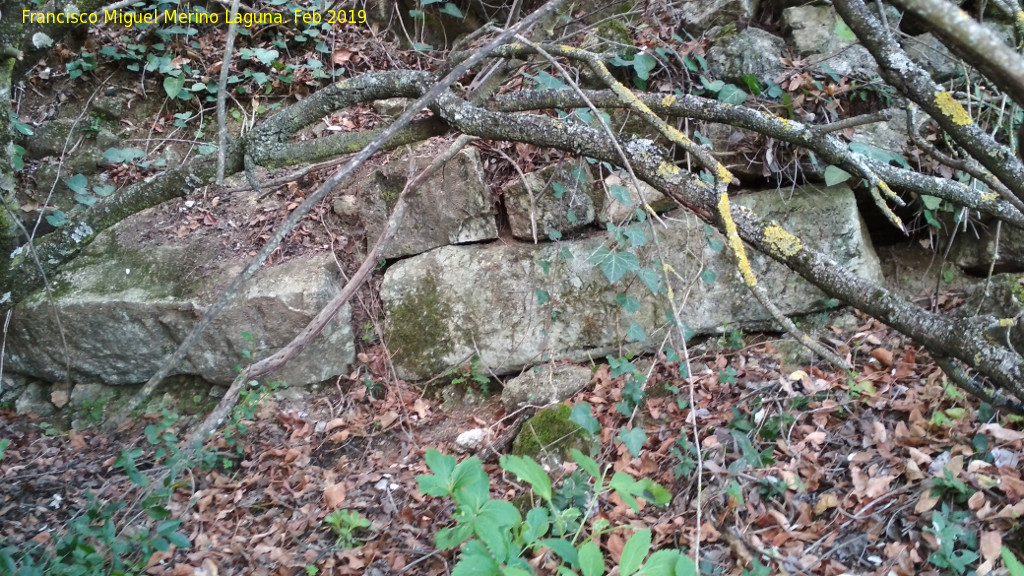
718 194 757 287
934 91 973 126
764 224 802 257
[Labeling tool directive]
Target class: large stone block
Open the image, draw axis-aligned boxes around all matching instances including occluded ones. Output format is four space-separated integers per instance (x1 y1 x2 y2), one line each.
505 162 598 241
4 229 354 386
382 184 881 381
334 142 496 259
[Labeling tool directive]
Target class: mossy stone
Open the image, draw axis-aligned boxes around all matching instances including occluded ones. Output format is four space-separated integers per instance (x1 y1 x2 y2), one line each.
512 404 597 464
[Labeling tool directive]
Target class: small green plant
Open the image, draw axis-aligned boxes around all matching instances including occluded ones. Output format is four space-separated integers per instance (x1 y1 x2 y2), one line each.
0 412 192 574
923 504 978 575
450 355 491 396
719 328 745 350
417 448 695 576
323 509 370 549
305 564 319 575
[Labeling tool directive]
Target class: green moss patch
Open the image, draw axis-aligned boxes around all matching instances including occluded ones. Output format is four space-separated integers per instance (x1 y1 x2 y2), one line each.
512 404 597 461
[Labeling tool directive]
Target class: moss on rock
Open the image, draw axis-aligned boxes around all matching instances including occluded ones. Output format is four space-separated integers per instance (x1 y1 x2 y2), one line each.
385 273 455 377
512 404 597 462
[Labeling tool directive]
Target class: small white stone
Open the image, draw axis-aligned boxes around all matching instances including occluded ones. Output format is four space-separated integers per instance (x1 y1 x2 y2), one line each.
455 428 488 453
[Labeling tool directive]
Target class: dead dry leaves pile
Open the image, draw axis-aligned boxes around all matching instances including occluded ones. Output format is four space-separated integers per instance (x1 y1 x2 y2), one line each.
2 311 1023 576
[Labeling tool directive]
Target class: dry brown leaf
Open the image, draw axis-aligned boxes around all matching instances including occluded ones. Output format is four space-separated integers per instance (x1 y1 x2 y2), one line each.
979 530 1002 562
870 348 893 367
814 493 840 514
324 482 347 508
980 423 1024 442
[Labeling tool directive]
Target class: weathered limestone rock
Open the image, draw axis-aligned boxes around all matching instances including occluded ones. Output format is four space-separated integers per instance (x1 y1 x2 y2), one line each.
334 141 496 260
502 364 593 411
673 0 757 36
383 183 881 380
947 221 1024 273
4 229 354 387
707 28 786 86
783 5 877 78
505 162 598 241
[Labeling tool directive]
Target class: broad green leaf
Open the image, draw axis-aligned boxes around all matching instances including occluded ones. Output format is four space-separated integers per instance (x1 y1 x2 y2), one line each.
920 194 943 210
700 269 716 285
477 498 521 527
45 209 67 228
436 523 474 550
635 478 671 506
167 531 191 549
609 184 633 206
823 165 852 186
475 522 510 564
439 2 463 17
500 455 552 502
64 173 89 195
716 84 747 105
579 541 605 576
163 74 185 99
617 427 646 457
451 457 489 510
570 403 601 435
633 53 657 80
619 529 651 576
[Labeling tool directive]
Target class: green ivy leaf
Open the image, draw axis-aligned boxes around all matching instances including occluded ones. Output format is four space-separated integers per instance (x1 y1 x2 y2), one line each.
609 184 632 206
626 321 647 342
163 74 185 99
716 84 747 105
633 53 657 81
823 165 852 186
595 248 639 284
616 293 642 314
45 210 67 228
635 267 661 295
536 289 550 305
439 2 463 17
570 403 601 435
64 173 89 195
920 194 943 210
617 427 646 457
